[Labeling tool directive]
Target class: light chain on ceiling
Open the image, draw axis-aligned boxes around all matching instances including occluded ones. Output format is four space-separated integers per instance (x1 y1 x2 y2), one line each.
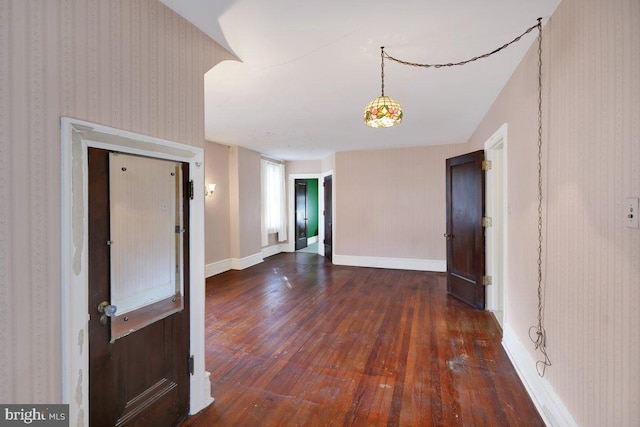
382 19 551 377
382 20 540 69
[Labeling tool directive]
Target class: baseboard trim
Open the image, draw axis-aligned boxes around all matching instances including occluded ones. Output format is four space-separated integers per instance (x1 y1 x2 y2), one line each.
308 236 318 244
230 252 263 270
261 243 288 259
205 259 232 278
502 324 577 427
189 370 215 415
206 252 265 277
333 255 446 272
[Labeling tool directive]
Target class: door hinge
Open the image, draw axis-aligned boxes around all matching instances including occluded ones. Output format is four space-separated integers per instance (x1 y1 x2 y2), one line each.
482 216 492 227
482 160 492 171
189 180 194 200
482 276 493 286
188 355 194 375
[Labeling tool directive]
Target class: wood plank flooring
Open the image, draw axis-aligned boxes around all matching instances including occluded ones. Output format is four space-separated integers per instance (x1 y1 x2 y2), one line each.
181 252 543 426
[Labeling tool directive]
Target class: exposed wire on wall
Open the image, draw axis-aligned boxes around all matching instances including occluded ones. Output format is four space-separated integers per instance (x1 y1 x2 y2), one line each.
528 18 552 377
381 18 551 376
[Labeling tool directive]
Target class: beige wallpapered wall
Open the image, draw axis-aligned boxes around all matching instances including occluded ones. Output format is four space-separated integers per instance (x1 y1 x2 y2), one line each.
205 141 232 264
0 0 234 403
335 144 466 260
468 0 640 424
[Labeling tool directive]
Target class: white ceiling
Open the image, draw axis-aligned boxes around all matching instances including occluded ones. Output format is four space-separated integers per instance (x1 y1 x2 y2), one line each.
160 0 560 161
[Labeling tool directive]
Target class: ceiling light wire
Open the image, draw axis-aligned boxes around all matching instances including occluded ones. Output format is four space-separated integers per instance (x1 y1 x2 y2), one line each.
528 17 551 378
382 20 541 69
378 19 552 377
381 46 385 97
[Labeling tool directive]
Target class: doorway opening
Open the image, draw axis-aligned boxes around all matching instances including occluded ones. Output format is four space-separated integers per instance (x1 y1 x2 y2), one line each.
484 124 508 328
288 172 333 259
294 178 319 252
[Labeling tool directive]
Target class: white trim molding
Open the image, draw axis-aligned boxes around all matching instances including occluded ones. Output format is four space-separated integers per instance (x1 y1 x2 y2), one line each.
484 122 509 150
333 254 446 272
230 252 263 270
205 259 232 278
262 243 288 259
287 172 333 255
484 123 509 327
502 325 578 427
206 251 278 278
61 118 213 423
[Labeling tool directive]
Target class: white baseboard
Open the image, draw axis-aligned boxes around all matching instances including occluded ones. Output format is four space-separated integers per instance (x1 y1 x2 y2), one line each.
190 371 215 415
261 243 288 259
308 235 318 244
206 252 265 277
205 259 232 278
502 324 577 427
333 254 446 272
230 252 263 270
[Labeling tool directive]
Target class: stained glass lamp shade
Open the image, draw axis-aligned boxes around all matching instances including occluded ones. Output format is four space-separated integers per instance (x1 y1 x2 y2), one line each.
363 96 403 128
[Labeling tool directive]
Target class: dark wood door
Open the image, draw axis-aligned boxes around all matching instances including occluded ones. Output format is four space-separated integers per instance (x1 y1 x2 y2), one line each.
323 175 333 263
295 179 308 250
445 150 485 309
88 148 190 427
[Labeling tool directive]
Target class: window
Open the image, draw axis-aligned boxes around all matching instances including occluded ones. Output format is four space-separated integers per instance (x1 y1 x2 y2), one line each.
261 159 287 246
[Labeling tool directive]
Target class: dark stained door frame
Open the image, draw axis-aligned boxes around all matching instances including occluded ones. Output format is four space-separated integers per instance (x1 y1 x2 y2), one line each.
323 175 333 263
445 150 486 309
295 179 309 250
88 148 191 427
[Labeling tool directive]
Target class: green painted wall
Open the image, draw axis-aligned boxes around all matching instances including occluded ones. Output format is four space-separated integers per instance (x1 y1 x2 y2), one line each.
305 179 319 237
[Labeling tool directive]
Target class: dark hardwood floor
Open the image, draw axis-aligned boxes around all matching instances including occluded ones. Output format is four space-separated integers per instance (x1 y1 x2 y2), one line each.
181 252 543 426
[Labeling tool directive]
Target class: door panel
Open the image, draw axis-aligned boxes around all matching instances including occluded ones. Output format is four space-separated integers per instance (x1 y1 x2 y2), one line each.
323 175 333 263
445 150 485 309
295 180 308 250
88 148 190 427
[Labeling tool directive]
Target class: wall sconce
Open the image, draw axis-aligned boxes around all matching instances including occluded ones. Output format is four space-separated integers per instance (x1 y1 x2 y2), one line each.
205 183 216 197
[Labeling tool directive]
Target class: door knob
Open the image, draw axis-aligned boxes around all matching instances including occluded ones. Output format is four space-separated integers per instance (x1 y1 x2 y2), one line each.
444 233 454 239
97 301 117 325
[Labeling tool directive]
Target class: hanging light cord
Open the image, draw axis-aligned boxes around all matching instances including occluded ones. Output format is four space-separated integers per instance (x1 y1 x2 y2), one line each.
382 19 551 376
528 18 551 377
380 46 386 97
382 21 540 69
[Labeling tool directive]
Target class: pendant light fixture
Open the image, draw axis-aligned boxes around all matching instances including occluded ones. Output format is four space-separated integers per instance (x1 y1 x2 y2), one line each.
366 19 551 378
363 47 403 128
366 20 541 130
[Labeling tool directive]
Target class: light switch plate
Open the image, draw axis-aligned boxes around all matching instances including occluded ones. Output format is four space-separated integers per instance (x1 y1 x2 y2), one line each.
626 197 639 228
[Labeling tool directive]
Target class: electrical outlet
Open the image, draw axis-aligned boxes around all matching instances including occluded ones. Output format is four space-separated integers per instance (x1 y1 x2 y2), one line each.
626 197 639 228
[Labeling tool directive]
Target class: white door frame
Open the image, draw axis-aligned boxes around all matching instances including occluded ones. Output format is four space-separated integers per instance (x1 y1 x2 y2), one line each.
61 118 213 426
484 123 508 327
288 173 322 254
287 170 334 255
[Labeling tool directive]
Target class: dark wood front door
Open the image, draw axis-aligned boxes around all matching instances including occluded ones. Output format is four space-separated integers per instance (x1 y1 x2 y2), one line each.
445 150 486 309
295 179 308 250
88 148 190 427
323 175 333 263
